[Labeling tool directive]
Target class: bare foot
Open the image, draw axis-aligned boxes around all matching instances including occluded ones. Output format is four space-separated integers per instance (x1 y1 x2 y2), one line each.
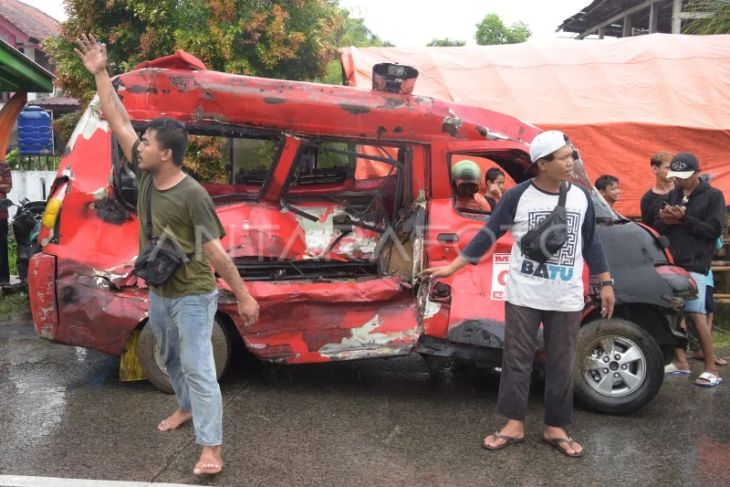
483 419 524 449
193 445 223 476
693 351 728 366
157 408 192 431
544 426 582 456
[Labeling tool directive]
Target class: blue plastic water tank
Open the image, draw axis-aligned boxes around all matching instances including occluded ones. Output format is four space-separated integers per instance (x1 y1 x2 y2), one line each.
18 106 54 155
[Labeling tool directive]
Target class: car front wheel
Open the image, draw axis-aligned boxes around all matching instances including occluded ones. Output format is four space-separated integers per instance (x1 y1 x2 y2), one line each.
137 317 233 394
575 318 664 414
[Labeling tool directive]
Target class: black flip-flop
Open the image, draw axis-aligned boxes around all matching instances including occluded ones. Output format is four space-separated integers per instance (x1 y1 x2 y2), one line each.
482 432 524 450
542 435 583 458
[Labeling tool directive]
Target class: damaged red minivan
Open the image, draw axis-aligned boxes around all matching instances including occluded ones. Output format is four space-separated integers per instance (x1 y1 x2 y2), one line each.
28 52 693 414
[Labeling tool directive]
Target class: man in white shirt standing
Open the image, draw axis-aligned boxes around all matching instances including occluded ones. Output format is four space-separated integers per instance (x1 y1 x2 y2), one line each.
422 131 615 457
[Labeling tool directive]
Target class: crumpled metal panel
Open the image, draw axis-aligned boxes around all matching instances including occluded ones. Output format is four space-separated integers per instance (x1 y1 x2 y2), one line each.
53 262 149 356
28 253 58 340
115 59 536 144
219 290 420 364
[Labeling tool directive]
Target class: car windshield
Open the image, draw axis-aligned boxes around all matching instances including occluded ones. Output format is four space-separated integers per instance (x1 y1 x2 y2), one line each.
570 151 622 222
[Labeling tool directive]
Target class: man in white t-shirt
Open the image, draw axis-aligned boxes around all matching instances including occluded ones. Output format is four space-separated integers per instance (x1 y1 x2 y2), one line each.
422 131 615 458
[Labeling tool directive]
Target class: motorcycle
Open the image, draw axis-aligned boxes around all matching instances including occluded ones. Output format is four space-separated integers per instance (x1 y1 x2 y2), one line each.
0 198 45 281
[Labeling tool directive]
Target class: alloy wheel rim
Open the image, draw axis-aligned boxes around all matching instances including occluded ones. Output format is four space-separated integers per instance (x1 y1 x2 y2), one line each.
582 335 646 398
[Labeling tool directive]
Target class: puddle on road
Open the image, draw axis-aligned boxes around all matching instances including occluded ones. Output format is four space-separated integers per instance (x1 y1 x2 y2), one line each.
0 325 118 443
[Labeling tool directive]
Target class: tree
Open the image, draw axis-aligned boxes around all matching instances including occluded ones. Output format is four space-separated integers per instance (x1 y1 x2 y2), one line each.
319 14 394 85
427 38 466 47
335 17 393 48
475 13 531 45
44 0 347 104
44 1 348 181
683 0 730 34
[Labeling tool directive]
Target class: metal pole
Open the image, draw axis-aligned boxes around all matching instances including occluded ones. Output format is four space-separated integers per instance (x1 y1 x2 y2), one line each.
672 0 683 33
649 1 659 32
623 14 633 37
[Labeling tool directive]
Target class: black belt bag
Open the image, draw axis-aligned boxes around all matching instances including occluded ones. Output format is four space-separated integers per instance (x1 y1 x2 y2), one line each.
133 182 189 286
519 182 569 264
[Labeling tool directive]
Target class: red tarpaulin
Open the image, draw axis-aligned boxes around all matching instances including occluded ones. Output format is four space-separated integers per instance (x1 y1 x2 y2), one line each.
340 34 730 216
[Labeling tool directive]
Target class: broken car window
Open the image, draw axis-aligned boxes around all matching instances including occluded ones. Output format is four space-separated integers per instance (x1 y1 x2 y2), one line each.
112 126 283 209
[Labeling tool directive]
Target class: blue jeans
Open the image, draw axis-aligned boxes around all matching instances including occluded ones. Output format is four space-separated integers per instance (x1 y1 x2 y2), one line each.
148 289 222 446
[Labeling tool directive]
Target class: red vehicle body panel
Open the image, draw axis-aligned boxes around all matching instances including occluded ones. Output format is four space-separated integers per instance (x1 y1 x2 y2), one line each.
27 51 548 368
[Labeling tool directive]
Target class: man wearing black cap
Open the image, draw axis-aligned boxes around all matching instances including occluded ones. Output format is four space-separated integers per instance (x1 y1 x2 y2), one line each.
653 152 725 387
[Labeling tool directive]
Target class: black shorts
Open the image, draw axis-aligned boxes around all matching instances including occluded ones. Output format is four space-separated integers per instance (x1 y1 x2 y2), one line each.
706 285 715 314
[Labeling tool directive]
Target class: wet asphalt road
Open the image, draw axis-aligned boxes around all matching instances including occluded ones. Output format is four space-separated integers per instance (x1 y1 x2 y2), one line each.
1 318 729 487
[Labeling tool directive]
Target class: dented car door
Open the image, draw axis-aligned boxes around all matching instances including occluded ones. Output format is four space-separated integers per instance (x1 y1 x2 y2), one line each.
218 138 425 364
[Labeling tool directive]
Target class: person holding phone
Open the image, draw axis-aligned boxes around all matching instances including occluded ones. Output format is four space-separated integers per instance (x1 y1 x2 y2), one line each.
654 153 725 387
640 152 675 226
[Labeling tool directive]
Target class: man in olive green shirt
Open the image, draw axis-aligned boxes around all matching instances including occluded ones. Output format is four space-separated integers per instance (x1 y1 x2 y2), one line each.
133 138 225 298
76 33 259 476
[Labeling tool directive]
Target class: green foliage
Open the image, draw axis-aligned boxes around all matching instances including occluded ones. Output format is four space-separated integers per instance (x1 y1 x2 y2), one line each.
5 149 19 170
183 135 228 184
7 231 16 275
44 1 352 178
335 17 393 48
52 111 82 150
44 0 348 104
475 13 531 45
318 15 394 85
427 38 466 47
714 329 730 348
0 293 30 321
683 0 730 34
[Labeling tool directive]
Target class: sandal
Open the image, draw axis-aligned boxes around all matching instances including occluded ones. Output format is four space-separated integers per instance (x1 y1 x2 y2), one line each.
482 432 524 450
664 363 690 376
542 435 583 458
694 371 724 388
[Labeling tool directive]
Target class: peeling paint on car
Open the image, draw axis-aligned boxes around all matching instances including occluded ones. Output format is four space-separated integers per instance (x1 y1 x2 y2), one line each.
318 314 419 360
441 109 462 137
91 187 108 200
423 300 441 320
66 96 109 152
293 207 380 259
340 103 370 115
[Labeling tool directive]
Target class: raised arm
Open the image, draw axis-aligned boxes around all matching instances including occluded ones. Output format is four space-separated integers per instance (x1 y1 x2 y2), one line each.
74 33 138 162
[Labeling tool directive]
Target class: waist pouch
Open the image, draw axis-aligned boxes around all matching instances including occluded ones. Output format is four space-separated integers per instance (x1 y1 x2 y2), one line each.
519 182 568 264
133 182 190 286
134 237 189 287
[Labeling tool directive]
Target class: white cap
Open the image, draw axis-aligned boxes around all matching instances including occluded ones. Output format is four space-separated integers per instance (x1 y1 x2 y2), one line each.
529 130 569 163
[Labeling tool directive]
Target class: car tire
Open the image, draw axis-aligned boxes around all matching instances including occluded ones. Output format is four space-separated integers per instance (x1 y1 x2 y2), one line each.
138 317 233 394
574 318 664 415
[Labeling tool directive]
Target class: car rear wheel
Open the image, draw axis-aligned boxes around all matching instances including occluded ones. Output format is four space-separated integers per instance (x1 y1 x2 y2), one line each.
138 317 233 394
575 318 664 414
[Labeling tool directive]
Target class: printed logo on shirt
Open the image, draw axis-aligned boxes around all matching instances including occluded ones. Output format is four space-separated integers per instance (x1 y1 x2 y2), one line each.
521 210 581 281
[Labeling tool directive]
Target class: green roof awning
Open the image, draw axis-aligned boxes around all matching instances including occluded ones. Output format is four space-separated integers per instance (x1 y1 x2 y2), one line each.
0 36 54 93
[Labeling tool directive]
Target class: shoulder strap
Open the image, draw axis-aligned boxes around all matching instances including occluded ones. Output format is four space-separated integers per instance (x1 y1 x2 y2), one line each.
145 180 154 241
557 181 568 207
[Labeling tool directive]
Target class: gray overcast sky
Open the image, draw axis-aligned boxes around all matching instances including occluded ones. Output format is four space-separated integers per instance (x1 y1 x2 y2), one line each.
28 0 590 45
